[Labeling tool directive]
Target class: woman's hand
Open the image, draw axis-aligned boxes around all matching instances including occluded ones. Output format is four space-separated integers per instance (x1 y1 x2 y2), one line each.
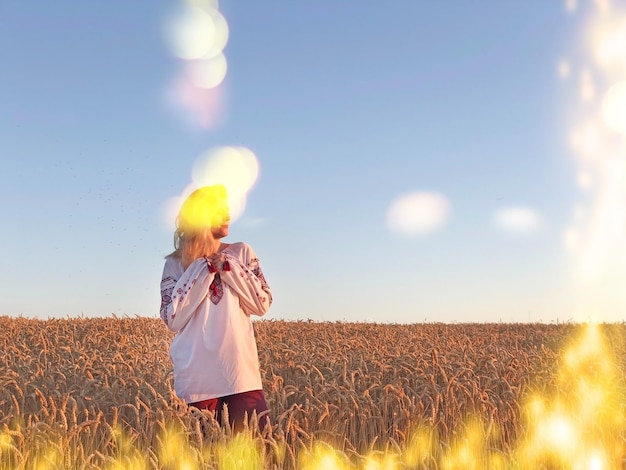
207 252 229 272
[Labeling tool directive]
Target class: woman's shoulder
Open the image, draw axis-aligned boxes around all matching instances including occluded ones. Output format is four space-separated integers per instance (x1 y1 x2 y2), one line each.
223 241 255 260
163 254 184 277
224 241 251 253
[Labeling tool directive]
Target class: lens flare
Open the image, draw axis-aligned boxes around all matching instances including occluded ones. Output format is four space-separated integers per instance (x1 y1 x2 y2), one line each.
191 146 260 223
565 2 626 321
165 7 217 60
108 425 150 469
592 18 626 75
168 74 224 130
362 451 400 470
401 425 435 467
186 53 228 89
580 69 597 102
158 422 198 469
593 0 611 14
386 191 450 237
162 146 260 231
566 0 578 13
601 80 626 134
558 58 572 79
569 119 603 160
163 2 230 129
299 442 351 470
493 206 542 234
215 432 263 470
516 323 625 468
164 5 229 61
441 418 490 470
178 184 230 231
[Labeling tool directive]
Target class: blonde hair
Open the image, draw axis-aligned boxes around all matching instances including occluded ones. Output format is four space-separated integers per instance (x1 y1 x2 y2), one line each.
167 185 230 269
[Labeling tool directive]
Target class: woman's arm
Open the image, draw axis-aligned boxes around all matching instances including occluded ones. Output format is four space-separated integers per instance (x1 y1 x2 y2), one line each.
212 250 273 317
160 258 216 332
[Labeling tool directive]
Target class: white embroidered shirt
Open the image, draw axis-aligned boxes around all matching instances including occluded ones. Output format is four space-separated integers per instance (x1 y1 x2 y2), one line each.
159 242 272 402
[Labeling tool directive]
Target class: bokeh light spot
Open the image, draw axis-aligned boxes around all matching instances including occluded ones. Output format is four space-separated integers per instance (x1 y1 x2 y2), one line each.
565 0 578 13
493 207 542 234
558 59 571 79
167 75 224 129
163 2 229 129
179 184 230 230
593 0 611 15
186 53 228 89
577 170 593 190
601 80 626 134
570 120 602 159
574 205 586 221
165 6 217 60
580 69 596 102
564 227 579 250
201 7 229 59
191 146 260 222
592 18 626 73
386 191 450 237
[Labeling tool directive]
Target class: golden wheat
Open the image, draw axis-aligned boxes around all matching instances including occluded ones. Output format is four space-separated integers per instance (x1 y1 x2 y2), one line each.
0 316 624 469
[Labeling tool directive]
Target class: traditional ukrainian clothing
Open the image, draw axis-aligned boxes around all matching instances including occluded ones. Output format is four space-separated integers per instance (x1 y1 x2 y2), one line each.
159 242 272 404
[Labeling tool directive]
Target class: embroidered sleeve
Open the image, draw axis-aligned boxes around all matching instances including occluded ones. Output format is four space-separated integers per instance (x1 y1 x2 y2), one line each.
160 275 176 326
218 248 273 317
160 258 216 332
247 257 272 303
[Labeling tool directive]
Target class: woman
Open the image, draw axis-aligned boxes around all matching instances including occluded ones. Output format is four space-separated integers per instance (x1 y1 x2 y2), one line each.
159 185 272 432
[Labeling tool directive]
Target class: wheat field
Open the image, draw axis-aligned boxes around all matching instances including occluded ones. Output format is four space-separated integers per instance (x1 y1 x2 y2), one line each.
0 316 624 469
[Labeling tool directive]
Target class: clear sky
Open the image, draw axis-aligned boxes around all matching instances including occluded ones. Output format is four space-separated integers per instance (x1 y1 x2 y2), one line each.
2 1 625 323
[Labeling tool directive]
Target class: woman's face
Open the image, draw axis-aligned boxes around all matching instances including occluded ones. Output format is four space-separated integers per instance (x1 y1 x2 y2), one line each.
211 222 229 239
211 205 230 239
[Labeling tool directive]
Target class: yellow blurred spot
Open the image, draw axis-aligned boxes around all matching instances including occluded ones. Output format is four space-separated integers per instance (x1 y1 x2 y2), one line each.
601 80 626 134
215 432 263 470
517 323 626 468
363 451 400 470
178 184 230 231
192 146 260 223
537 413 577 452
157 422 199 470
587 450 608 470
186 53 228 89
402 425 435 467
107 425 148 470
34 446 62 470
0 432 12 450
299 442 351 470
441 418 491 470
386 191 450 236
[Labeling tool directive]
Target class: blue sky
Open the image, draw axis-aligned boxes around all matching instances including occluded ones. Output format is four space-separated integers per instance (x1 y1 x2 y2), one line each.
2 1 625 323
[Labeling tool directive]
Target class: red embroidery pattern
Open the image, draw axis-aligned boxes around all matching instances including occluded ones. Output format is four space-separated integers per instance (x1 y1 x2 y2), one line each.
160 276 176 325
209 274 224 304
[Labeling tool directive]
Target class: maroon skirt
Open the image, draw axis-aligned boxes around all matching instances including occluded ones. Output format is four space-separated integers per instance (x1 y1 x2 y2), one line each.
189 389 270 432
